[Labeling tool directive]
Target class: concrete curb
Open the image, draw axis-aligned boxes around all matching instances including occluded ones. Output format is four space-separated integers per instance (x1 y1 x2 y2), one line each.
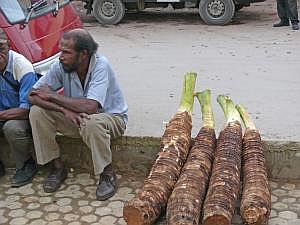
1 136 299 180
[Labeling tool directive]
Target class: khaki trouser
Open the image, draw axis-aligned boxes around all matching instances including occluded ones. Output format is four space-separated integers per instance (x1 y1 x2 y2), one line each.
29 105 126 175
0 120 34 169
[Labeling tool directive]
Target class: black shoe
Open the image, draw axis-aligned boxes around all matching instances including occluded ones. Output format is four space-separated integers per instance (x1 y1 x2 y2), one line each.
96 165 117 201
273 20 289 27
0 161 5 177
11 157 37 187
43 167 68 193
292 23 299 30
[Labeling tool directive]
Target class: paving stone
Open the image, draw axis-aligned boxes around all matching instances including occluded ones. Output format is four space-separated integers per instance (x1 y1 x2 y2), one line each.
45 212 60 221
39 197 52 204
28 219 47 225
0 216 8 224
58 205 73 213
6 202 22 210
273 189 288 197
90 200 104 207
269 181 279 189
27 203 40 210
282 198 296 204
81 214 98 223
26 210 43 219
79 205 93 214
282 183 296 191
78 200 89 206
95 207 113 216
279 211 298 220
68 222 81 225
270 209 278 218
289 203 300 211
272 202 289 211
48 221 63 225
63 213 80 221
56 198 72 206
287 219 300 225
8 209 26 218
271 195 278 202
268 217 288 225
288 190 300 198
6 195 20 203
9 217 29 225
98 215 117 225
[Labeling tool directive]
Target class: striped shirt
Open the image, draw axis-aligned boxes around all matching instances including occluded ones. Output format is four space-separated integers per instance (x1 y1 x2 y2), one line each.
0 50 38 110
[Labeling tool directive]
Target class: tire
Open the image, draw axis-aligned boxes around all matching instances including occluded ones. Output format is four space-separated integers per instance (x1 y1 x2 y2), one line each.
235 4 243 11
199 0 235 25
93 0 125 25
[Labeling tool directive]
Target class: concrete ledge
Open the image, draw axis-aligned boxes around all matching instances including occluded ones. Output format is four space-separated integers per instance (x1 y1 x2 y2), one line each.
1 136 300 180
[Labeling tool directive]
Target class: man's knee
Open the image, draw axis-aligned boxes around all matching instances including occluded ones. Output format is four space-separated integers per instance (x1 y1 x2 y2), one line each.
2 120 31 139
29 105 43 121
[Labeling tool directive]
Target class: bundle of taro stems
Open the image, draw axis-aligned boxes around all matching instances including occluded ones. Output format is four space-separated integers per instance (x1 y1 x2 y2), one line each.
123 72 197 225
123 73 271 225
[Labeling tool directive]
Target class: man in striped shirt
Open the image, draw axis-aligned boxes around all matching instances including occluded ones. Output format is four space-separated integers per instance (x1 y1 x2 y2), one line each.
0 28 38 187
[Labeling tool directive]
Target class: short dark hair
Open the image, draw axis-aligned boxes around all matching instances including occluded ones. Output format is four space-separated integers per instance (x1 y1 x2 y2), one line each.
62 28 98 56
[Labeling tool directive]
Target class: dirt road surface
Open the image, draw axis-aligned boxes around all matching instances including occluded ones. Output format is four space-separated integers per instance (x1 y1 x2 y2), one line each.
73 0 300 141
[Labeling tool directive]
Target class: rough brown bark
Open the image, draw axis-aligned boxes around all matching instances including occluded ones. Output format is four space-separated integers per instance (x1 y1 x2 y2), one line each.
240 129 271 225
166 126 216 225
123 111 192 225
203 121 242 225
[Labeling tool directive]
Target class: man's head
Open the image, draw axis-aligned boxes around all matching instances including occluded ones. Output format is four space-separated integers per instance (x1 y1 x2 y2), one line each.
0 28 9 72
59 28 98 73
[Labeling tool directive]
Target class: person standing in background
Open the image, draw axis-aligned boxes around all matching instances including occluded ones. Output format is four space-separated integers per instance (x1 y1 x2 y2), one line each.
273 0 299 30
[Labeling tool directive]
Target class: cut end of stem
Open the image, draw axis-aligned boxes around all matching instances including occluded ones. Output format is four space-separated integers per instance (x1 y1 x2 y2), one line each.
236 104 256 130
178 72 197 115
217 95 241 124
196 89 215 129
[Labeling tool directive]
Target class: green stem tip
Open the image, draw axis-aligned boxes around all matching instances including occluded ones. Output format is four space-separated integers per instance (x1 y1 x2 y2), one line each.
178 72 197 115
217 95 241 124
235 104 256 130
196 89 215 129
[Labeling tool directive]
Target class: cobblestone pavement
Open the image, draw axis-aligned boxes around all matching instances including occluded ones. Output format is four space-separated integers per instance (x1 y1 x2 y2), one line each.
1 168 300 225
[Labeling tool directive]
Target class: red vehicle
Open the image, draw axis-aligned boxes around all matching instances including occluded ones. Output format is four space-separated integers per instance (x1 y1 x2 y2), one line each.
0 0 83 75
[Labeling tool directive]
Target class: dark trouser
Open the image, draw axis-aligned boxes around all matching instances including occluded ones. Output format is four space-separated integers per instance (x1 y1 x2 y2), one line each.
0 120 34 169
276 0 299 23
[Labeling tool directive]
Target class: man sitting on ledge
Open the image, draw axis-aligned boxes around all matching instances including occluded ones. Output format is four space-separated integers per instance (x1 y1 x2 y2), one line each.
28 28 128 200
0 28 38 187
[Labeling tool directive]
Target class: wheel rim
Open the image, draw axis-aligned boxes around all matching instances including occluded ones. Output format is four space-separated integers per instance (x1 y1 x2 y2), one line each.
207 0 225 18
101 1 116 18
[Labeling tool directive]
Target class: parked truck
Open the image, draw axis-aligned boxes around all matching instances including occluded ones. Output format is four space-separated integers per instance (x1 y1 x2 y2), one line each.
81 0 265 25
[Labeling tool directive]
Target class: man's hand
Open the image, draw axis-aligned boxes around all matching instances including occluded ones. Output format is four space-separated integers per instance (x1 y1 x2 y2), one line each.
30 85 55 101
62 108 90 128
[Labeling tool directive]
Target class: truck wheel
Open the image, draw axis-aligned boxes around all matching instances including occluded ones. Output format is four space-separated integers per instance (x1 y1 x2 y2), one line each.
199 0 235 25
93 0 125 25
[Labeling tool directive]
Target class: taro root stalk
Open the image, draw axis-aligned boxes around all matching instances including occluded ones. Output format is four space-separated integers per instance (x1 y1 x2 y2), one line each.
166 89 217 225
236 104 271 225
203 95 242 225
123 72 197 225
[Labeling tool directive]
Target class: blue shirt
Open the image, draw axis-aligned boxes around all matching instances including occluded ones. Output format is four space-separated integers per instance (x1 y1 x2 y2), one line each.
0 50 37 110
34 53 128 124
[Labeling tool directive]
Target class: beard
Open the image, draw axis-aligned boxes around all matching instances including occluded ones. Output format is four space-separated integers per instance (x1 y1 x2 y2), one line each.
61 62 79 73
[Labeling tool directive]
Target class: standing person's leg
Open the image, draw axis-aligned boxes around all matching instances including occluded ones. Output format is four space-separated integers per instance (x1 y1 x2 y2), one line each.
287 0 299 29
2 120 37 187
0 121 6 177
79 113 126 200
29 105 81 192
274 0 290 26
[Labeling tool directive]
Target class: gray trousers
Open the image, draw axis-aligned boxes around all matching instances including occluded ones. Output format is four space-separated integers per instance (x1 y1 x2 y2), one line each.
276 0 299 23
0 120 34 169
29 106 126 175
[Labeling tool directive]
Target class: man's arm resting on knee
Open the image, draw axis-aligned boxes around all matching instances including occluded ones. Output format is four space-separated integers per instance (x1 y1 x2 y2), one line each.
0 108 29 120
